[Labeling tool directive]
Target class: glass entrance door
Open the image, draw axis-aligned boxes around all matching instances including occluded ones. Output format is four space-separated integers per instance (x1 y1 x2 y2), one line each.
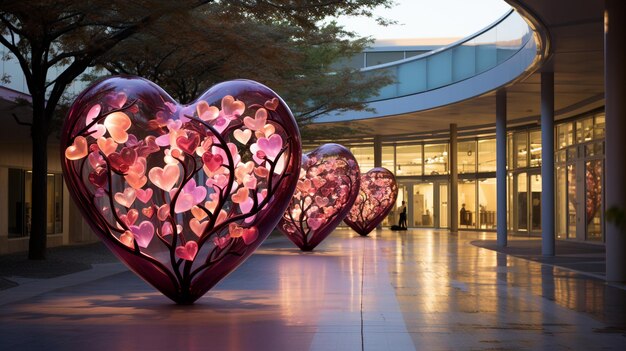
585 160 603 241
413 183 434 227
513 172 542 236
384 183 408 227
529 172 542 233
438 183 448 228
515 172 528 232
567 163 578 239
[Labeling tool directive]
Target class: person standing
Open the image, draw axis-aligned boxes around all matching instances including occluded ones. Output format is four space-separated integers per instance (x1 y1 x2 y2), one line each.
399 201 407 229
460 203 467 226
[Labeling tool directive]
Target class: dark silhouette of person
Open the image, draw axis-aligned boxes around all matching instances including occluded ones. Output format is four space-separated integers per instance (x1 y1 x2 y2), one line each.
460 203 467 226
399 201 407 229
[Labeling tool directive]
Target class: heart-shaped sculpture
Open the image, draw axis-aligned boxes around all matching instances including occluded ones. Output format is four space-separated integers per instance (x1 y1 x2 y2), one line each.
344 167 398 236
61 76 301 304
277 144 360 251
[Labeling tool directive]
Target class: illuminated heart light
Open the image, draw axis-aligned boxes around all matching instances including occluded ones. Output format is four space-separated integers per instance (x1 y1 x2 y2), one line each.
61 76 301 304
278 144 360 251
344 167 398 236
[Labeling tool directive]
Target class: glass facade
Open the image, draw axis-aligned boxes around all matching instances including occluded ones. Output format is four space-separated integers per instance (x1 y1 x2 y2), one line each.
458 141 476 174
424 143 448 175
555 111 605 242
413 183 434 227
508 129 543 236
350 146 375 172
478 178 497 229
8 169 64 238
478 139 496 172
459 180 477 228
315 110 605 242
396 144 422 176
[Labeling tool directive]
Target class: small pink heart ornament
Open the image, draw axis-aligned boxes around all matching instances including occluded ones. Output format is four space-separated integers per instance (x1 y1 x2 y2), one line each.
61 76 301 304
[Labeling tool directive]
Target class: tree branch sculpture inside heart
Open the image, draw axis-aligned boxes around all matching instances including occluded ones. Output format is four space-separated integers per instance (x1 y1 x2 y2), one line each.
344 167 398 236
61 76 301 304
278 144 360 251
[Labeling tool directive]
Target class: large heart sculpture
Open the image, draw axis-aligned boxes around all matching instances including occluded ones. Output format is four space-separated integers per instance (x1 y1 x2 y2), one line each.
61 76 301 304
277 143 360 251
344 167 398 236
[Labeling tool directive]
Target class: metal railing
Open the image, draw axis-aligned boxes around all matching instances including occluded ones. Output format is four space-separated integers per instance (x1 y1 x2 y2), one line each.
362 9 534 102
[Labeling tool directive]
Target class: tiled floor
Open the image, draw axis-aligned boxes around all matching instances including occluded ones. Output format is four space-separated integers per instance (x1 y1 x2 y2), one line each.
0 229 624 350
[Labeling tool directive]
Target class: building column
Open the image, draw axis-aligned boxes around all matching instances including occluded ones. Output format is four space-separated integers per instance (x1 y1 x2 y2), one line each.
605 0 626 282
541 71 555 256
450 123 458 233
373 136 383 229
373 135 382 168
496 89 507 247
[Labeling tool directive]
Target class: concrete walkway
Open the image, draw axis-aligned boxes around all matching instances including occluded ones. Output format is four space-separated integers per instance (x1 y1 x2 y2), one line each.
0 229 624 350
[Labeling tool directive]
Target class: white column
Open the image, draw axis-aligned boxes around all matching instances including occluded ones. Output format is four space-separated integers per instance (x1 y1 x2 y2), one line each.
450 124 458 233
541 71 555 256
496 90 507 247
373 136 382 168
605 0 626 282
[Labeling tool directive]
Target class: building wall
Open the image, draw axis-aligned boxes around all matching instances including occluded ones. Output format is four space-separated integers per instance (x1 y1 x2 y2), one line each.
0 140 97 254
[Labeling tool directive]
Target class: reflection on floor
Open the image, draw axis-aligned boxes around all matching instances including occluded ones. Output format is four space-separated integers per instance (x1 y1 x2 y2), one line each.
0 229 624 350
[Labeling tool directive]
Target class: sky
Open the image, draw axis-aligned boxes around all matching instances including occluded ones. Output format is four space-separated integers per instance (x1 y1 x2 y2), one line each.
336 0 512 41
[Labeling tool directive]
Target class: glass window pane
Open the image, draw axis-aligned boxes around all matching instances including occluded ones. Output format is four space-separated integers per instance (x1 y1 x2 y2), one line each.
350 146 374 173
516 173 527 231
586 160 603 241
530 174 542 231
382 146 395 175
556 150 566 163
585 142 604 157
507 133 513 170
567 148 578 161
529 131 541 167
557 123 573 149
515 132 528 168
55 174 63 233
8 169 25 238
24 171 32 237
424 143 448 175
439 183 449 228
567 164 577 239
508 173 513 231
478 178 496 229
47 174 55 234
413 183 434 227
396 144 422 176
478 139 496 172
556 166 567 239
459 180 476 228
366 51 404 67
594 113 605 140
576 117 594 143
384 184 407 227
458 141 476 174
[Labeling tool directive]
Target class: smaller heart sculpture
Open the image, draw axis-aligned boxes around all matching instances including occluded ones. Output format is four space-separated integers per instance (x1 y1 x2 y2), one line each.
278 144 361 251
344 167 398 236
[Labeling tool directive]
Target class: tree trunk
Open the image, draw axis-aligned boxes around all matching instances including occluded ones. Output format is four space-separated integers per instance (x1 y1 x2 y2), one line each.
28 112 49 260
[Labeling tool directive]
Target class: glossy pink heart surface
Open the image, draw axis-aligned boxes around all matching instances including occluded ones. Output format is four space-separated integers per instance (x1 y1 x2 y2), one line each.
278 144 360 251
344 167 398 236
61 76 301 304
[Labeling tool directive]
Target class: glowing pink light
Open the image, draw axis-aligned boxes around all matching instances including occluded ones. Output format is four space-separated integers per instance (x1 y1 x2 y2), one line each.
61 77 301 304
